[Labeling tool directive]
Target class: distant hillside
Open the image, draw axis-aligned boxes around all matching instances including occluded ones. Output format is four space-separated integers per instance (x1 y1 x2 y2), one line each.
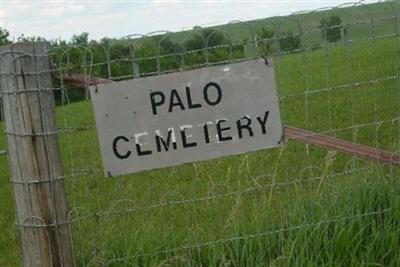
118 1 399 49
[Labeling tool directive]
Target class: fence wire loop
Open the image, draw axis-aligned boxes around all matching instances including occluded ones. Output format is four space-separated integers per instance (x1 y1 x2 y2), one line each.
1 1 400 265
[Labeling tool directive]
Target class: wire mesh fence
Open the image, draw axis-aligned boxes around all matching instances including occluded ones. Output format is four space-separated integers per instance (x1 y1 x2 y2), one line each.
1 0 400 266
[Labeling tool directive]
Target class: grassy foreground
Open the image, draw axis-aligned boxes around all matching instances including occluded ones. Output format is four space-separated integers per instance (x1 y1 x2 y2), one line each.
68 37 400 266
1 23 400 267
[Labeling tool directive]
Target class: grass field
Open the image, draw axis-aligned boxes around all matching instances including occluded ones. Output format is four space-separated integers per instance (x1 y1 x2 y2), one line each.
1 2 400 267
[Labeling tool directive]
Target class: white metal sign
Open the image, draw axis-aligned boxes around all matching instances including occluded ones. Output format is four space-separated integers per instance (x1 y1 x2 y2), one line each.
90 59 283 176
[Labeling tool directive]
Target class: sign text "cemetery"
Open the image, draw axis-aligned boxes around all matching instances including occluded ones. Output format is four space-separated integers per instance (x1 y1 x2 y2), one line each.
90 60 283 176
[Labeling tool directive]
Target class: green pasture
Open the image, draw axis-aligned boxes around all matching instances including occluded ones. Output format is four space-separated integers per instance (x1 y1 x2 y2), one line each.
1 2 400 266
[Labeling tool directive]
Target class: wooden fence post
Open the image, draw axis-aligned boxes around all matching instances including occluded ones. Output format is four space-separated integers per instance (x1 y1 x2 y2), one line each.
0 42 75 266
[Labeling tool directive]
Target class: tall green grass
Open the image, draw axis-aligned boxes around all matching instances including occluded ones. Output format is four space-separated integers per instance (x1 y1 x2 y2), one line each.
54 37 400 266
1 7 400 267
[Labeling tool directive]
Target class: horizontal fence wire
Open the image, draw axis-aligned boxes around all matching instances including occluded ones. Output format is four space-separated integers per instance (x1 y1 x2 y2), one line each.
106 207 393 264
67 166 370 223
1 0 400 266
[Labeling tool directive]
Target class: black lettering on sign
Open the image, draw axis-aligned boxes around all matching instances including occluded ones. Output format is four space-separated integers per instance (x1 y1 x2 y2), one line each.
181 126 197 148
150 91 165 115
256 111 270 134
204 82 222 106
236 116 254 139
216 119 233 142
203 122 212 144
186 86 202 109
112 136 131 160
134 133 152 156
155 129 177 152
136 144 152 156
169 89 185 112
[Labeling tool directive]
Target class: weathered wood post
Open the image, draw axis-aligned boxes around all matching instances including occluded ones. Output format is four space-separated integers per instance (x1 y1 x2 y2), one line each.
0 43 74 266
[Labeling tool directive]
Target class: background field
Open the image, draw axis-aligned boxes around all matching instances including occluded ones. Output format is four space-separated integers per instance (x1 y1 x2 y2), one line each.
1 1 400 266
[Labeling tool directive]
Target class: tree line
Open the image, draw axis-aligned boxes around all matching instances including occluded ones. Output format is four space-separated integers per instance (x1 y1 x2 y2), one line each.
0 14 346 104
